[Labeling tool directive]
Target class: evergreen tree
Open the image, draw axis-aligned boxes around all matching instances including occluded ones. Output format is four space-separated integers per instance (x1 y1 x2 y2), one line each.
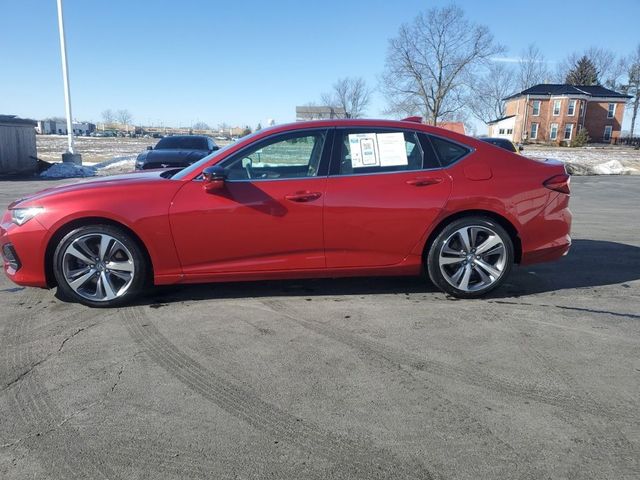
565 56 600 85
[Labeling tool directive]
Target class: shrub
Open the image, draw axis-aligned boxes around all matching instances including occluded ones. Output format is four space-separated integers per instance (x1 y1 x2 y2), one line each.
571 128 590 147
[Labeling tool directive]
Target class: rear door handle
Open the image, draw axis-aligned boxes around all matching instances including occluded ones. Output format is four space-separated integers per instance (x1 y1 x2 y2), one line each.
284 191 322 202
406 177 443 187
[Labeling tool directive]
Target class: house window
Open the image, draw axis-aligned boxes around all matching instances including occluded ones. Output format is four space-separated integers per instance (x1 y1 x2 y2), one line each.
530 123 539 140
507 128 513 134
607 103 616 118
550 123 559 140
567 100 576 116
603 125 613 141
553 100 561 116
532 100 541 116
499 128 505 134
564 124 574 140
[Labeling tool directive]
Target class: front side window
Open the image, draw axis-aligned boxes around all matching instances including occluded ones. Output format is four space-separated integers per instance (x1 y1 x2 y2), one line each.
532 100 541 116
567 100 576 116
608 103 616 118
530 123 539 140
553 100 561 116
335 130 432 175
564 124 574 140
223 131 327 180
603 125 613 141
550 123 558 140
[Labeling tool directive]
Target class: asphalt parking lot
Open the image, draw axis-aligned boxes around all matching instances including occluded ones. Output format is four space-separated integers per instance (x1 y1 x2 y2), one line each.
0 176 639 479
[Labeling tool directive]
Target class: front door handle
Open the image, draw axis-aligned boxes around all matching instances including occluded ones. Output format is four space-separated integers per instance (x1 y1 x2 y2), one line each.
284 191 322 202
406 177 443 187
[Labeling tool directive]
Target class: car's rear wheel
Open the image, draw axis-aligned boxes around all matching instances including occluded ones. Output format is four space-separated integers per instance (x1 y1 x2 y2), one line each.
53 224 147 307
427 216 513 298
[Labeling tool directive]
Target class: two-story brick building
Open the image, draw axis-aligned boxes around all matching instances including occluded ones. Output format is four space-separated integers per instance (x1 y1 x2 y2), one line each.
488 84 631 144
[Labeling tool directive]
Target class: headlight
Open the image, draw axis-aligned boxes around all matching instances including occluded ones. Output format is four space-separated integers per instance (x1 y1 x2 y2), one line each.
11 207 45 226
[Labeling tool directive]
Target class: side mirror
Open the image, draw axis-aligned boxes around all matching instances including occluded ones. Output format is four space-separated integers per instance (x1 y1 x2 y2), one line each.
147 146 153 150
518 145 524 152
202 165 226 193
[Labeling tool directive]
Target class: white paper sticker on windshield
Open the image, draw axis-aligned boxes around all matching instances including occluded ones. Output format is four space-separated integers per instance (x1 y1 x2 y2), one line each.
348 133 379 168
377 132 408 167
348 133 408 168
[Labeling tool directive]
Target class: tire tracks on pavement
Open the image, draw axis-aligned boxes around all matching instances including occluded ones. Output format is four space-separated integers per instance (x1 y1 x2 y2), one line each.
121 305 436 480
0 289 120 479
260 298 638 422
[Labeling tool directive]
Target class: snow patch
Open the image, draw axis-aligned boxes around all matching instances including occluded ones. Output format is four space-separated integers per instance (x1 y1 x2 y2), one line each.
590 160 637 175
40 162 97 178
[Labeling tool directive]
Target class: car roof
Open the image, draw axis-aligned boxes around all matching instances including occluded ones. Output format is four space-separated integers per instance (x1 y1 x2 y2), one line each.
162 135 210 140
259 118 478 145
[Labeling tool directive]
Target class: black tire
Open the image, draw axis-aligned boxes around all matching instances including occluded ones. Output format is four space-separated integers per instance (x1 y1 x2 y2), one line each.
53 224 148 307
426 216 514 299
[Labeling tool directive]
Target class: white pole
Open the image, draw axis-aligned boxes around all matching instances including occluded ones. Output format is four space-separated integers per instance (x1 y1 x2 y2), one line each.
56 0 75 155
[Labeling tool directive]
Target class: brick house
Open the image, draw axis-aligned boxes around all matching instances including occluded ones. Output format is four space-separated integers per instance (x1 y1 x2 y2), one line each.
488 84 631 144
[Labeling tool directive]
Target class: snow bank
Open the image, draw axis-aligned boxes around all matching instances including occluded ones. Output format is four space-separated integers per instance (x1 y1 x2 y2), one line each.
526 146 640 175
39 155 137 178
40 162 97 178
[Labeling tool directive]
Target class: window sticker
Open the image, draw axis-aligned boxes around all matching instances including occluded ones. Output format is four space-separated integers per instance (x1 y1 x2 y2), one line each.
348 133 408 168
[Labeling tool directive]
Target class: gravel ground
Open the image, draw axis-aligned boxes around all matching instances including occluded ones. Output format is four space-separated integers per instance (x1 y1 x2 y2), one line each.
0 177 639 479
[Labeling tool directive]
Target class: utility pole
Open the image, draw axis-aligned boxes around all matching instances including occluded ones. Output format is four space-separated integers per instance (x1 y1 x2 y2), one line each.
56 0 82 164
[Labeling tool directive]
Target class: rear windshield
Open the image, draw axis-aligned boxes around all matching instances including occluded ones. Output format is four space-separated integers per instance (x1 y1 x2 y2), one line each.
156 136 208 150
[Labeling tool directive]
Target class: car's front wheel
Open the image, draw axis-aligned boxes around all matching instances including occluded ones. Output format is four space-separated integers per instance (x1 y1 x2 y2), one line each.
427 216 513 298
53 224 147 307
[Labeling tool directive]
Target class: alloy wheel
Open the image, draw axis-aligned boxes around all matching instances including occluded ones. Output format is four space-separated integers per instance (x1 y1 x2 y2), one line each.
61 233 135 302
438 225 507 292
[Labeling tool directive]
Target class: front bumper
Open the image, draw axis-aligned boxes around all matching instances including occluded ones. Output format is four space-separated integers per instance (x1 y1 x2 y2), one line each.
1 211 49 287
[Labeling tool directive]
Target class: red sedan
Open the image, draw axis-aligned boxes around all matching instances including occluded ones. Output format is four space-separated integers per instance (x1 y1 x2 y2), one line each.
1 119 571 307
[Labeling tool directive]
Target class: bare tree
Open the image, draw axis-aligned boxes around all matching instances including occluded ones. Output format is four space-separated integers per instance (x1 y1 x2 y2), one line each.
101 109 114 126
626 44 640 138
116 109 133 131
192 121 210 130
381 5 504 125
468 62 516 123
517 44 549 90
321 77 372 118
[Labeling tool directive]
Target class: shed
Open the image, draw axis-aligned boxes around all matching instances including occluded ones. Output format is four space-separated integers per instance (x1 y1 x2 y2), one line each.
0 115 37 174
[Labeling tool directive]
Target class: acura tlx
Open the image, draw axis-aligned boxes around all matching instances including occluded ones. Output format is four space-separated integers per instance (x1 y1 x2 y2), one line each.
1 118 571 307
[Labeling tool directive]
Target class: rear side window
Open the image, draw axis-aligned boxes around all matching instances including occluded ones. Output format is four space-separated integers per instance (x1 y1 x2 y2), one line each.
429 136 471 166
335 130 424 175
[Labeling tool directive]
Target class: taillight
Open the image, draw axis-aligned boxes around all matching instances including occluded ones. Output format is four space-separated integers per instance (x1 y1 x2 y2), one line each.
543 174 570 194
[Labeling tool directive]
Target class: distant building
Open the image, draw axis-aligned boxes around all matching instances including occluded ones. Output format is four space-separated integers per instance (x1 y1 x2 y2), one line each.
437 122 466 135
487 116 515 140
492 84 632 144
37 120 96 136
0 115 37 174
296 106 347 121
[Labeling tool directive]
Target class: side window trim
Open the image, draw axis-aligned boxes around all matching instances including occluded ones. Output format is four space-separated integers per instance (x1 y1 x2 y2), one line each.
218 128 333 182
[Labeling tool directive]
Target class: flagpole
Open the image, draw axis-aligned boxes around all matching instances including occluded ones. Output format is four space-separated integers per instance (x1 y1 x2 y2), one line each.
56 0 81 164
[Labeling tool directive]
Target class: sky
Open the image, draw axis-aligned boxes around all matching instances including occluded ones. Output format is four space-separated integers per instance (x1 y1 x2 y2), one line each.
1 0 639 131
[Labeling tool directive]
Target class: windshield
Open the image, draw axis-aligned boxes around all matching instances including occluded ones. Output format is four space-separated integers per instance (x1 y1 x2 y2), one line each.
156 136 208 150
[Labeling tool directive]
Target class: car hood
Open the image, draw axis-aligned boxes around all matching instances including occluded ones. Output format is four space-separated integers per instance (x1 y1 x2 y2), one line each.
9 170 174 209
